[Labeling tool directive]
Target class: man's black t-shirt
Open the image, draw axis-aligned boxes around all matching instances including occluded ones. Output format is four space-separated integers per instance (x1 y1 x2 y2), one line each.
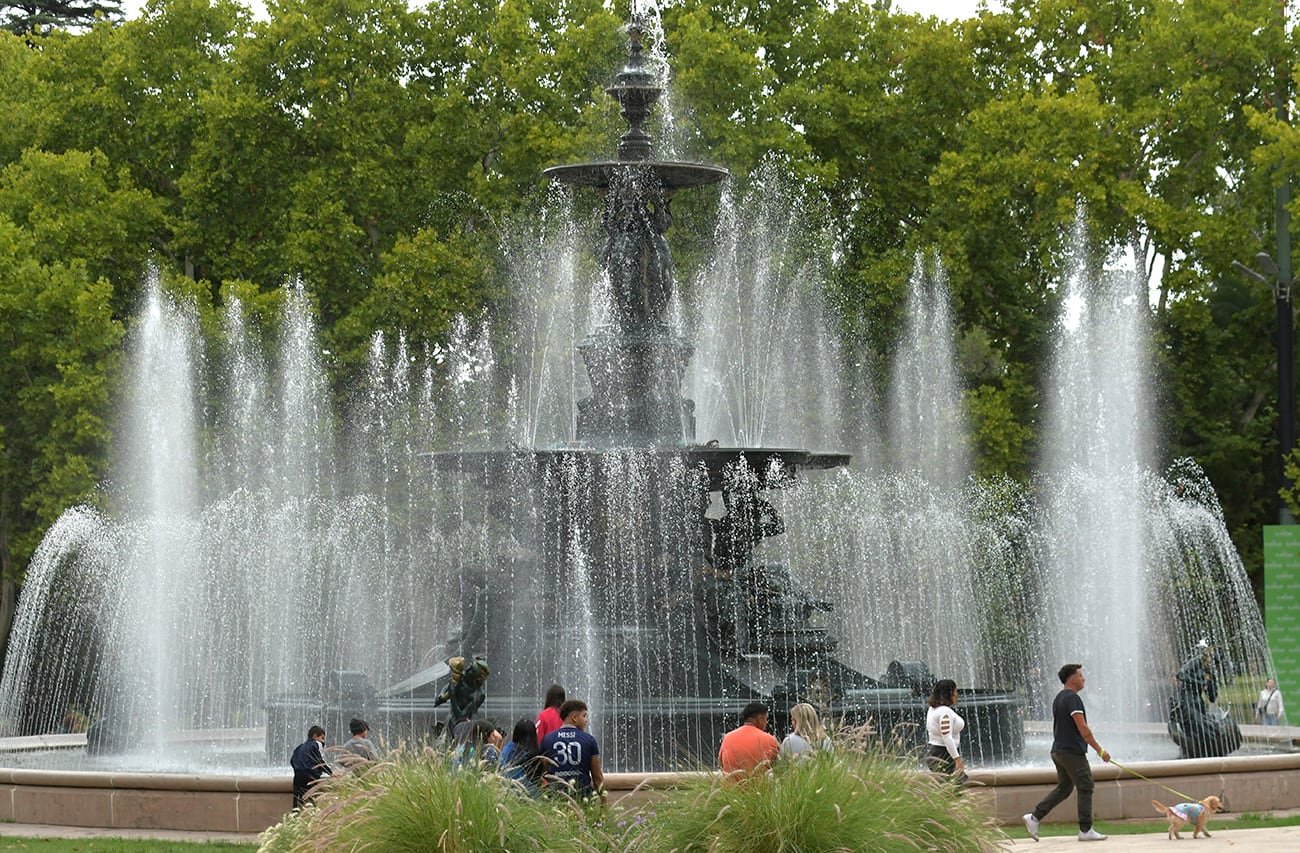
1051 688 1088 754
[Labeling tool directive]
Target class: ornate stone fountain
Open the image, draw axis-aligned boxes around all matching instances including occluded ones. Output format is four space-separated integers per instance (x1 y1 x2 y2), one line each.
327 20 1025 770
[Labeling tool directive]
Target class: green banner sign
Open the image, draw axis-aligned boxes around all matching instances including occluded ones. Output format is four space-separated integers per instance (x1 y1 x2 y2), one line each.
1263 525 1300 721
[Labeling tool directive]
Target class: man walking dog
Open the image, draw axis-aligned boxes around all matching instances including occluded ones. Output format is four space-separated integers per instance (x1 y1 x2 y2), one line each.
1024 663 1112 842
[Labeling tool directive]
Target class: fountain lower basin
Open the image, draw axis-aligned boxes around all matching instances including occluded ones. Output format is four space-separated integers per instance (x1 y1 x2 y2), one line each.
2 727 1294 833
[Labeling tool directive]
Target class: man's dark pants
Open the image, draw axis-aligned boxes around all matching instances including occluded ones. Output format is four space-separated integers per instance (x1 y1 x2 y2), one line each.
1031 750 1095 832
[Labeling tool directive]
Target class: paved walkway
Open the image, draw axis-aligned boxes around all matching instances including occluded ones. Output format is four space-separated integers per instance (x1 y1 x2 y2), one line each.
1004 824 1300 848
0 822 263 844
0 821 1295 849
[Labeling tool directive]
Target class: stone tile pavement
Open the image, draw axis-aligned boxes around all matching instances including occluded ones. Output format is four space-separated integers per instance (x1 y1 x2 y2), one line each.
1004 824 1300 848
0 819 1295 849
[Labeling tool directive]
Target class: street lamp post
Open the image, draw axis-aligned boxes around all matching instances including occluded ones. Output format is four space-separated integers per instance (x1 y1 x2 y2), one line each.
1233 251 1296 524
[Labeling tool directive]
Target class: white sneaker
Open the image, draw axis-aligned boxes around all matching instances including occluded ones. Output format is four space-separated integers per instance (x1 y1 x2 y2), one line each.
1078 828 1107 841
1023 813 1039 841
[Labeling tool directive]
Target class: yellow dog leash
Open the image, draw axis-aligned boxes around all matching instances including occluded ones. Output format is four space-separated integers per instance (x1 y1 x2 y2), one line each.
1107 758 1200 804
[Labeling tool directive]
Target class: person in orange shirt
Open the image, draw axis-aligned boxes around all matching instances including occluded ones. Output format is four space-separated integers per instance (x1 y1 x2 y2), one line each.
719 701 779 777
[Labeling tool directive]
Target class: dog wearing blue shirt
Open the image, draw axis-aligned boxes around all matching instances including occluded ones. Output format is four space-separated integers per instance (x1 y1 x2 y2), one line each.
1151 795 1222 839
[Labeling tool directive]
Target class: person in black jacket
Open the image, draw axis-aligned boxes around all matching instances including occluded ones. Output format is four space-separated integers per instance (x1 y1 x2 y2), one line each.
289 725 332 808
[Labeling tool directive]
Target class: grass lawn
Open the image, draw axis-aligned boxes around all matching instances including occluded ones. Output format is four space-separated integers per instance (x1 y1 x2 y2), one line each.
0 839 255 851
1000 810 1300 839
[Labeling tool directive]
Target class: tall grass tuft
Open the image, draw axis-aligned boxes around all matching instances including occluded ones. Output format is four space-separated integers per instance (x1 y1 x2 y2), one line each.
257 750 603 852
258 743 1002 852
634 749 1004 853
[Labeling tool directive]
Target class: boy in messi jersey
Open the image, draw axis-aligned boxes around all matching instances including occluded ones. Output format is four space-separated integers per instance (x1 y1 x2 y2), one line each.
539 699 605 800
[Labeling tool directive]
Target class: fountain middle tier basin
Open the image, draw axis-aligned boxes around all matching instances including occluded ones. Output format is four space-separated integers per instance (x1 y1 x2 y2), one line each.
543 160 730 189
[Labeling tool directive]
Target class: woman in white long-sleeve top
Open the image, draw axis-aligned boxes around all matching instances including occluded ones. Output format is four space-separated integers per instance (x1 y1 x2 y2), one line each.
925 679 966 780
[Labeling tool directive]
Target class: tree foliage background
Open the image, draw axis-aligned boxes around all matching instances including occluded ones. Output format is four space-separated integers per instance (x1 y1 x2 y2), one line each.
0 0 1294 654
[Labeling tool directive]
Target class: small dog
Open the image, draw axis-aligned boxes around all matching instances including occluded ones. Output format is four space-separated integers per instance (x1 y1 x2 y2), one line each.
1151 796 1223 839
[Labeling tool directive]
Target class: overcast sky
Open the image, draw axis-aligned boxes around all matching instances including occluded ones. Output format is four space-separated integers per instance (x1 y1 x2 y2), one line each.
895 0 994 19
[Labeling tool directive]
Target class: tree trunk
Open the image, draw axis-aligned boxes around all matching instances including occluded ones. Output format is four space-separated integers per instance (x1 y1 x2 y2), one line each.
0 577 15 677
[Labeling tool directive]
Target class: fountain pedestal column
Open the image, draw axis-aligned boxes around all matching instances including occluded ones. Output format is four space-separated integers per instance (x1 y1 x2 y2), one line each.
576 326 695 446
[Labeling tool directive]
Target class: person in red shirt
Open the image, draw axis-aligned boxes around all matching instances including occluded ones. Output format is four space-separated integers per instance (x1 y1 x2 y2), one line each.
719 701 779 777
536 684 566 741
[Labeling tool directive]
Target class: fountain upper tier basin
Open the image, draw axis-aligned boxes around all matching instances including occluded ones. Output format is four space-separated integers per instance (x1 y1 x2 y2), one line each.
543 160 730 189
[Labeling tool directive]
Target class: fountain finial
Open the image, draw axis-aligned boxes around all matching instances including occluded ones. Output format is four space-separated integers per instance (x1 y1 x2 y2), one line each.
607 20 661 161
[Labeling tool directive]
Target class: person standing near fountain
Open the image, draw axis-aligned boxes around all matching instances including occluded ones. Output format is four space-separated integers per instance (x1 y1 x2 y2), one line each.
289 725 333 808
719 701 780 777
1256 678 1285 726
342 718 378 761
1023 664 1111 842
924 680 967 781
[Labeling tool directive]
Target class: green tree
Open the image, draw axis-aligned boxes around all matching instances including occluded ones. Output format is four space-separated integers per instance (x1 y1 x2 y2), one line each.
0 223 124 669
178 0 626 367
0 145 163 659
935 0 1284 587
2 1 248 313
1 0 122 36
0 0 1292 613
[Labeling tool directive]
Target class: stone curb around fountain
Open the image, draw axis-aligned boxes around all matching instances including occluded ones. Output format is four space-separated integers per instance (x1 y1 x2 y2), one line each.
967 752 1300 823
0 754 1294 834
0 767 289 832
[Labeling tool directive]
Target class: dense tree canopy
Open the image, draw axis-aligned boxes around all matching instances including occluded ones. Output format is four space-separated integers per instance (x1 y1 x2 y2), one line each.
0 0 1293 632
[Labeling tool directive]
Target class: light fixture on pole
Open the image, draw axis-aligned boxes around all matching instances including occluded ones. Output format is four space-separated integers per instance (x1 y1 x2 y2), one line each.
1233 251 1296 525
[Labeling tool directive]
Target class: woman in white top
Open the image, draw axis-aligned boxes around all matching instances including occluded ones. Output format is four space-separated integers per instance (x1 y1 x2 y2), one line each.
925 679 966 779
1257 677 1284 726
781 702 832 760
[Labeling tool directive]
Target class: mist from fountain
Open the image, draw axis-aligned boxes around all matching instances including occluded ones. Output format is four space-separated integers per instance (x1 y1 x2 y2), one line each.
0 210 1279 771
888 253 969 487
687 165 849 450
0 278 460 771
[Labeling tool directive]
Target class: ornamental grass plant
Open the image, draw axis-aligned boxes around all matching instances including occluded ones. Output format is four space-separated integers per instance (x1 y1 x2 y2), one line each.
631 748 1004 853
259 738 1001 852
257 749 617 853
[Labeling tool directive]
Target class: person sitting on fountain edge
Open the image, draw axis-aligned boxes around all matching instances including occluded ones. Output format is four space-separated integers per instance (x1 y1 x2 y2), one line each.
719 701 779 778
455 718 504 767
1023 664 1111 843
290 725 333 808
540 699 604 801
536 684 566 741
781 702 832 762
